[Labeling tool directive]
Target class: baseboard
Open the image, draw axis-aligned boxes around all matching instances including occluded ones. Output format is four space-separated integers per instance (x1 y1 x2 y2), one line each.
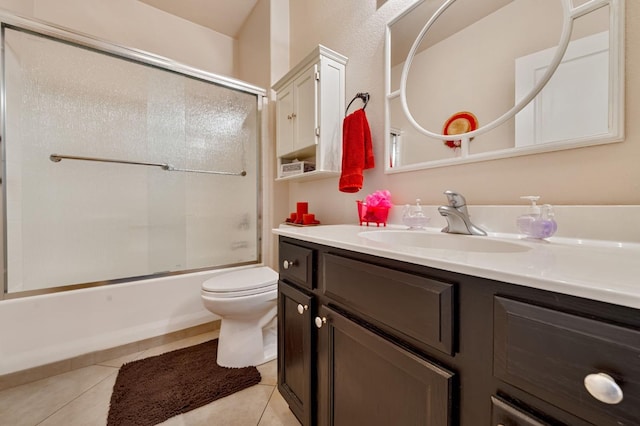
0 320 221 392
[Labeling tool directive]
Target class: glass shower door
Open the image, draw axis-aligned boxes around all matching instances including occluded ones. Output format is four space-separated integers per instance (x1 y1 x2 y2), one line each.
2 25 261 295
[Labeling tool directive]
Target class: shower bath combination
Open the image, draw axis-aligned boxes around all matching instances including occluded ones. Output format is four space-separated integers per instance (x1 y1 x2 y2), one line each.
1 15 265 298
0 12 269 376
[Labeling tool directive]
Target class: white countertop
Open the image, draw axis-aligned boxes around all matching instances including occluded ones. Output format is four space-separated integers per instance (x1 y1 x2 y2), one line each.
273 224 640 309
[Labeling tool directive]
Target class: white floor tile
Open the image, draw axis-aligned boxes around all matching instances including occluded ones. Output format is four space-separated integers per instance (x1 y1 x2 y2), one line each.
257 360 277 386
258 388 301 426
0 332 298 426
0 365 116 426
175 384 274 426
38 373 117 426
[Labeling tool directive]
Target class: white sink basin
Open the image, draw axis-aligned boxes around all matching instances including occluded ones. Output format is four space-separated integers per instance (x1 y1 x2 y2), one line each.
358 230 531 253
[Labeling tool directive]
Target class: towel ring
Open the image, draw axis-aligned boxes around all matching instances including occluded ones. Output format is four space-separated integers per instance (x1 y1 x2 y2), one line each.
345 92 370 116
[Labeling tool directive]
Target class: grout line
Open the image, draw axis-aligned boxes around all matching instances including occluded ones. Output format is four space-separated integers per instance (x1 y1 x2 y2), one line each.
35 369 119 426
256 385 277 426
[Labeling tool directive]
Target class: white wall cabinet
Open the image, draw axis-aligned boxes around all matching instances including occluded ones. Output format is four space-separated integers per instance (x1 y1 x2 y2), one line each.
273 45 347 181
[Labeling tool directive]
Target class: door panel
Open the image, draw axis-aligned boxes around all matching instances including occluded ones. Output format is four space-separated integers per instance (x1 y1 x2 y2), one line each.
317 305 454 426
278 280 314 425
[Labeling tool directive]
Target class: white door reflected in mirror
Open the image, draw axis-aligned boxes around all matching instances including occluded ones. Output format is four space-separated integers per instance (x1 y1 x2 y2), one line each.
515 31 609 147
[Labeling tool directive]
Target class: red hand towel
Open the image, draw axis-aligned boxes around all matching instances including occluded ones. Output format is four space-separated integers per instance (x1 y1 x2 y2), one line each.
339 108 374 193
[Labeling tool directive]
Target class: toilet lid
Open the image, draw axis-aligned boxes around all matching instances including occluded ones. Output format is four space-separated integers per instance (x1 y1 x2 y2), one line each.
202 266 278 295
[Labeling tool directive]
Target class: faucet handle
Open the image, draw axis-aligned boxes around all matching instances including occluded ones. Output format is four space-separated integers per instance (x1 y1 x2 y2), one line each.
444 190 466 208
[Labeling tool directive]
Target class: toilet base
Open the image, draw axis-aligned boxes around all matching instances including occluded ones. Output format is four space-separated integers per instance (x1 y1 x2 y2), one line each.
216 308 277 368
261 315 278 364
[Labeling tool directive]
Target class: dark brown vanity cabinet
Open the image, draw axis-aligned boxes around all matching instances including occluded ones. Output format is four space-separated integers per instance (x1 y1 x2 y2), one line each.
278 238 455 425
277 236 640 426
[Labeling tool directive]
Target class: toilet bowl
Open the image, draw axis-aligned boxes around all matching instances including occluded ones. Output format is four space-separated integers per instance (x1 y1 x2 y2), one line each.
201 266 278 368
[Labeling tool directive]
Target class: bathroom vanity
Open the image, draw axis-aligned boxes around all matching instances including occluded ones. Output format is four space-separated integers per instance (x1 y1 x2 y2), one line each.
274 225 640 426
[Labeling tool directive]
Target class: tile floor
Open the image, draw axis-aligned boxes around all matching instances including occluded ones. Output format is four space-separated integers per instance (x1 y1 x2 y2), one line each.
0 330 301 426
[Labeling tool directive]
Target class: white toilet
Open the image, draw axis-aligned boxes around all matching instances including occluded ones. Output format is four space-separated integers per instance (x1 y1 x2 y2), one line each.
201 266 278 368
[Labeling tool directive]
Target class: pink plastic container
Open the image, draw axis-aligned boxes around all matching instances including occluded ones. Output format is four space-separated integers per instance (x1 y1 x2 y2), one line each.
357 201 389 227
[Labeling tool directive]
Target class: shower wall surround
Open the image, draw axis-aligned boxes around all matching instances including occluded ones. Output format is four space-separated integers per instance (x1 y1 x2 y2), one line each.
2 21 265 296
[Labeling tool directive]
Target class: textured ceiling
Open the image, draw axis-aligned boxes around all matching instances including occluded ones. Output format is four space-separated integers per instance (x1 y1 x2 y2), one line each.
138 0 259 37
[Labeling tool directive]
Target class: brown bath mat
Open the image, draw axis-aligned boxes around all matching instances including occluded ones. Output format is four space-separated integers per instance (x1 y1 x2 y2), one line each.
107 339 261 426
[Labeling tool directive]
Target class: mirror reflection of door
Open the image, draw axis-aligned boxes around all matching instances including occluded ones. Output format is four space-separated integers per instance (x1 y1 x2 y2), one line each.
515 30 609 147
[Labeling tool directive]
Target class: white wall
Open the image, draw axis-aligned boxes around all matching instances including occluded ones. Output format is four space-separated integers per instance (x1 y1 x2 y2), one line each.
31 0 237 77
237 0 290 271
285 0 640 227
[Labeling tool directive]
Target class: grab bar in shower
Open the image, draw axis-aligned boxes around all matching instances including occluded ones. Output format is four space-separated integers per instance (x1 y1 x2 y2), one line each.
49 154 247 176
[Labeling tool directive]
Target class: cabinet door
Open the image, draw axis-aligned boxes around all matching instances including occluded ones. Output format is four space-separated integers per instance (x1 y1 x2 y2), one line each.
292 65 318 153
278 280 314 425
317 305 454 426
276 82 294 156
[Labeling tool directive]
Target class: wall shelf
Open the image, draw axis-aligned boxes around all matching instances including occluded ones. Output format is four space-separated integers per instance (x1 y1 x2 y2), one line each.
275 170 340 183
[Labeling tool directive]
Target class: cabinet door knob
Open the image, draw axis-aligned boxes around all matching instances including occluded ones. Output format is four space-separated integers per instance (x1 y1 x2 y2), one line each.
291 113 297 118
297 304 308 314
287 114 292 120
315 316 327 328
584 373 624 404
283 260 297 270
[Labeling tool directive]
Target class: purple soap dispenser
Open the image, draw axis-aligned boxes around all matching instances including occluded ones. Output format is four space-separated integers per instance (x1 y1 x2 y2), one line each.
532 204 557 239
517 196 557 239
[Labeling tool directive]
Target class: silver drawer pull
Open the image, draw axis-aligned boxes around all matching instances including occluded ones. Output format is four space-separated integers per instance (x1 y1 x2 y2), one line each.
283 259 297 270
297 304 308 314
584 373 623 404
315 316 327 328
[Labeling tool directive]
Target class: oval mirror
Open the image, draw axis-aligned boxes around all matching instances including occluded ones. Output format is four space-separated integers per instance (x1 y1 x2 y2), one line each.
385 0 624 171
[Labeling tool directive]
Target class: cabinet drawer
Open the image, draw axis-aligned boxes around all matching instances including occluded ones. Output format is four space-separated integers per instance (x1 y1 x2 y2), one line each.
490 396 551 426
494 296 640 426
321 253 454 354
279 241 315 289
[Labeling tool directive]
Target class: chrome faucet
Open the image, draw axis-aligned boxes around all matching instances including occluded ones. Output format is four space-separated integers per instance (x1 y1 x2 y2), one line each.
438 190 487 236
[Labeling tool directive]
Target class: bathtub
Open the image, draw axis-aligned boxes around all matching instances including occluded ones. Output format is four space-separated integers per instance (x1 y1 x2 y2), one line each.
0 265 263 375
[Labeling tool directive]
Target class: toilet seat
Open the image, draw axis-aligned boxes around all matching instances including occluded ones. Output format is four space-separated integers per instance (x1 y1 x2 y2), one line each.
202 266 278 298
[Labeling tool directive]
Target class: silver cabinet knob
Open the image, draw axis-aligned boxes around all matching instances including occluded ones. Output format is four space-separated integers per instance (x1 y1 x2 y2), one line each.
315 316 327 328
283 260 297 270
584 373 623 404
297 304 308 314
